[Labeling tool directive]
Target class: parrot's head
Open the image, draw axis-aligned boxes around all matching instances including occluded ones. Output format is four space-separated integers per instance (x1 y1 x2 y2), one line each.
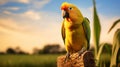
61 2 83 23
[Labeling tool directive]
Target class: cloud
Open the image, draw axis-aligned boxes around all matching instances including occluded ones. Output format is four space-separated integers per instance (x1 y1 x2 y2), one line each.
0 0 51 8
0 0 8 5
1 10 42 22
20 10 41 20
0 0 30 4
0 0 51 15
0 9 62 53
0 0 51 18
32 0 50 9
18 0 30 4
6 7 20 11
0 18 30 33
3 11 12 14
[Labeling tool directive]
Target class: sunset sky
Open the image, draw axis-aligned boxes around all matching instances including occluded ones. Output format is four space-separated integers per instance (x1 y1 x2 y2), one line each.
0 0 120 53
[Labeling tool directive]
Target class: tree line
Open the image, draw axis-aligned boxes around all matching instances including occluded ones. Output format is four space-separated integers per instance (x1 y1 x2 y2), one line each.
0 44 66 55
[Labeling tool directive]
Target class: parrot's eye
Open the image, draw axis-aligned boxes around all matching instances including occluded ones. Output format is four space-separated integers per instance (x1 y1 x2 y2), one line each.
68 7 73 10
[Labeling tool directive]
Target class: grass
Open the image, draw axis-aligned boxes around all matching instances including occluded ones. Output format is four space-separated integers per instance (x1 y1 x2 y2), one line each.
0 54 61 67
0 54 119 67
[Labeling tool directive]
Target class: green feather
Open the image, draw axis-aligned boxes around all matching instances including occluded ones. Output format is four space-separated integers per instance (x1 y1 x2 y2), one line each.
61 20 65 44
82 17 91 49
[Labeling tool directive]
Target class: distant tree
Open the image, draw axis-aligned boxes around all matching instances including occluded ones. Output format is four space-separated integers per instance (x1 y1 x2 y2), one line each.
6 48 16 54
43 44 61 54
14 46 28 55
38 49 43 54
33 47 42 54
17 51 28 55
0 52 5 55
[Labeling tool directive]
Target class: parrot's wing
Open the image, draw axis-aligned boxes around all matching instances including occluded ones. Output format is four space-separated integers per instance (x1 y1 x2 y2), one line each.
82 17 91 49
61 20 65 44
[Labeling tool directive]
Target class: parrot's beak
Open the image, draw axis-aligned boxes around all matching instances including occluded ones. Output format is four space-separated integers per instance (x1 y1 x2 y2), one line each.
62 10 69 19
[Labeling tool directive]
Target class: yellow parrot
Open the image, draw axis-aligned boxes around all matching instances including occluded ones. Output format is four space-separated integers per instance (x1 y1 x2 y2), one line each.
61 2 91 61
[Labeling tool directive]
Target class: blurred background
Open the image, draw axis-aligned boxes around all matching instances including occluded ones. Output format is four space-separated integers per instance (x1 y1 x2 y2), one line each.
0 0 120 67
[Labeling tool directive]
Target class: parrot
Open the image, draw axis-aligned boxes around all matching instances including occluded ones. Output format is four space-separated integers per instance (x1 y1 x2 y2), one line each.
60 2 91 62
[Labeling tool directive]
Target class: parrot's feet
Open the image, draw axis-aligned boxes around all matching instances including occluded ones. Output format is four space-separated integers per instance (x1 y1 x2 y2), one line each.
78 47 86 57
64 52 70 63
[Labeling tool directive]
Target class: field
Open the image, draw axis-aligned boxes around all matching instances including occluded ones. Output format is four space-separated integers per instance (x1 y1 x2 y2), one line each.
0 54 119 67
0 54 61 67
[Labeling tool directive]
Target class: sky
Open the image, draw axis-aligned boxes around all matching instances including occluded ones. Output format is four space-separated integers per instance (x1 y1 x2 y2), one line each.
0 0 120 53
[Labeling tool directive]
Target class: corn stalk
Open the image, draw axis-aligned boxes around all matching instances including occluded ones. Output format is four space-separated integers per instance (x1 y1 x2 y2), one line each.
108 19 120 67
92 0 120 66
93 0 101 58
92 0 101 66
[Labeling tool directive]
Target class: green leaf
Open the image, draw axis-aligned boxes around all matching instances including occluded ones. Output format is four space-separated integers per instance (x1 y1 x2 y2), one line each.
96 43 105 66
96 43 112 67
110 29 120 67
93 0 101 57
108 19 120 33
108 18 120 67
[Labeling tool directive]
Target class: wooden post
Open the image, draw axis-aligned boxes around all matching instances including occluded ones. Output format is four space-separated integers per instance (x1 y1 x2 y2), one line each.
57 51 95 67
